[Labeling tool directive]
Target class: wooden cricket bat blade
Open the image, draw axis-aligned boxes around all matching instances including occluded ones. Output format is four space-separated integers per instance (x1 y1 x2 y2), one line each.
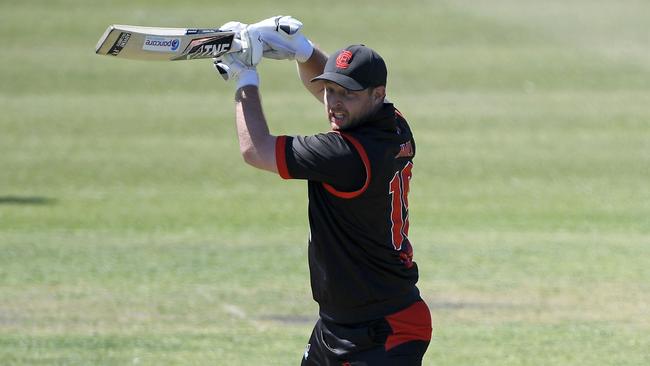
95 24 239 61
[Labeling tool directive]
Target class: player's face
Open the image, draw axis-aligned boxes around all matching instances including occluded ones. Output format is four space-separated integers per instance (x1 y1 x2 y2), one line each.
323 82 381 131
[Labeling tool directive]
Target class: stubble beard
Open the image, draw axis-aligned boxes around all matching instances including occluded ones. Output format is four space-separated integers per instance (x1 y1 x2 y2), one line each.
329 100 382 131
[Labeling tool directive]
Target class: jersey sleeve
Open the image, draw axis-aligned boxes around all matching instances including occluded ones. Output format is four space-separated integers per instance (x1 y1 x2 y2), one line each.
275 132 367 192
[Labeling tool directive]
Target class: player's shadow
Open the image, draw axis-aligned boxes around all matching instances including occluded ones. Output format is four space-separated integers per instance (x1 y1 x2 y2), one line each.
0 196 56 205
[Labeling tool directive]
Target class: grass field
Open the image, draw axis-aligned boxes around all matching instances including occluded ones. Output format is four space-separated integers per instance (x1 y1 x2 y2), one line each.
1 0 649 364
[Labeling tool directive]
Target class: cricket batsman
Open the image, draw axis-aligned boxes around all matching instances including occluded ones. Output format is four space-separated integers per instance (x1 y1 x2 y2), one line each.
214 16 432 365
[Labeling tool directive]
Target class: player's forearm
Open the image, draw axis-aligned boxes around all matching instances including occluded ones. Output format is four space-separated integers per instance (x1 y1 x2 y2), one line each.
298 46 328 102
234 86 278 173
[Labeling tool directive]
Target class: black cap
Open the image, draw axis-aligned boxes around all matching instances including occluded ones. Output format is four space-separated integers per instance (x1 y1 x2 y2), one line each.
311 45 387 91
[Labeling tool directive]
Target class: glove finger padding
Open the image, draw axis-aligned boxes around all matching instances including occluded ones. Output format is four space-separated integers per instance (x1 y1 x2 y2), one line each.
218 20 263 67
213 54 259 88
213 61 230 81
219 21 247 33
249 15 313 62
250 15 303 35
213 54 245 81
240 27 263 67
275 15 303 36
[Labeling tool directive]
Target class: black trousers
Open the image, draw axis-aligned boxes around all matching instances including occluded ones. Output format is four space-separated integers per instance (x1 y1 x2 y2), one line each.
301 301 432 366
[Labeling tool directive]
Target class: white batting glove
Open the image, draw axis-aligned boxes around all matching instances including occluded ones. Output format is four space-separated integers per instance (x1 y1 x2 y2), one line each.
214 53 259 89
218 21 263 67
248 15 314 62
219 21 247 33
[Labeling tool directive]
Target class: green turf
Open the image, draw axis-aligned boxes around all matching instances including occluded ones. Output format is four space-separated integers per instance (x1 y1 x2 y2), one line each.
1 0 649 364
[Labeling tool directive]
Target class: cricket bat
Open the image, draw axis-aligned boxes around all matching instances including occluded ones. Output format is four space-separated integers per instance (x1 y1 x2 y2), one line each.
95 24 241 61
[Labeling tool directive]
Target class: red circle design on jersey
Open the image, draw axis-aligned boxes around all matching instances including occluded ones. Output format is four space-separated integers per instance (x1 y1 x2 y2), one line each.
336 50 353 69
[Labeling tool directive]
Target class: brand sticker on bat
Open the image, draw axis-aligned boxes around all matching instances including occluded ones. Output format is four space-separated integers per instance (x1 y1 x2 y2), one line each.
143 36 181 52
172 34 234 60
108 32 131 56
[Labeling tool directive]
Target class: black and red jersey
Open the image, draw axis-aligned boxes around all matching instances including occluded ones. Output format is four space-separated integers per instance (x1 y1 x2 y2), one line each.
275 103 420 324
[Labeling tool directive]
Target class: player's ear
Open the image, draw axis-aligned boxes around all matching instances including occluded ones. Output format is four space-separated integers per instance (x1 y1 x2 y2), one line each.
372 86 386 104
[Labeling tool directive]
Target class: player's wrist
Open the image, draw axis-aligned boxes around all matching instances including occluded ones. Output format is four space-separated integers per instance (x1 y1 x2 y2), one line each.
295 39 314 63
236 69 260 89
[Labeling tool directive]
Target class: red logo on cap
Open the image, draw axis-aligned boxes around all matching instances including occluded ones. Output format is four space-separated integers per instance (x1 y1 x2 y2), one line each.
336 50 353 69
